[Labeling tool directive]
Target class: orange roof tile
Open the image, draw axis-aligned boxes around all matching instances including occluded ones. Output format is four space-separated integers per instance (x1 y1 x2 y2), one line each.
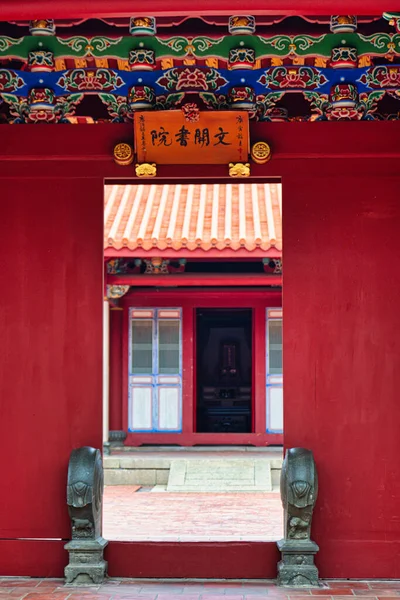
104 183 282 254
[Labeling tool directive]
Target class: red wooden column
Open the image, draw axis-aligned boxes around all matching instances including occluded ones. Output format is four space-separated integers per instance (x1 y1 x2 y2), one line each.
253 305 267 436
182 304 195 436
109 306 126 445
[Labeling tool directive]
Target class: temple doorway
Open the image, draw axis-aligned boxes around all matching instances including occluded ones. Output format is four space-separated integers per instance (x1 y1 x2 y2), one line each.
103 180 284 544
196 308 253 433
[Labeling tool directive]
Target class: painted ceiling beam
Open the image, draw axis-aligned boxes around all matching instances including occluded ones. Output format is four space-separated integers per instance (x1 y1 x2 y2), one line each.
0 0 397 19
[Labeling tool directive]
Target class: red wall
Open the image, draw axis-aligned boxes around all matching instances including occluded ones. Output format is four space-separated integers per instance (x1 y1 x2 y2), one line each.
0 176 103 568
1 124 400 578
284 173 400 577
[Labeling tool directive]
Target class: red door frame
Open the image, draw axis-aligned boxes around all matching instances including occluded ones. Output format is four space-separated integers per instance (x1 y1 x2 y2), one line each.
120 288 283 446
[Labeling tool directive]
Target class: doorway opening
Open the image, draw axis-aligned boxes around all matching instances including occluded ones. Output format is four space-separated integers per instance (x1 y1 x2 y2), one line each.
103 180 284 545
196 308 252 433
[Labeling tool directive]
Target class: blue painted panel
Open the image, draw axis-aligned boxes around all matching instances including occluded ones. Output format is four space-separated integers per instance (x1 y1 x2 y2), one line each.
2 66 390 99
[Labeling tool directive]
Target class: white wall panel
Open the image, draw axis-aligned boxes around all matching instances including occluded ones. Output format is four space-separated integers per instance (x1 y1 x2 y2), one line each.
268 386 283 432
158 387 180 430
130 386 152 430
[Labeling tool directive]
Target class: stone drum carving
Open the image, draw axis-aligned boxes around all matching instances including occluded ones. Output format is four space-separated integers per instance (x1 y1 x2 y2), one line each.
64 446 108 585
277 448 319 587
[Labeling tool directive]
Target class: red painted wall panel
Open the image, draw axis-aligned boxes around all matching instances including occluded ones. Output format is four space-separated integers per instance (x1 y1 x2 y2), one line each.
0 540 280 579
0 178 103 540
0 541 67 578
0 124 400 577
106 542 280 579
283 174 400 578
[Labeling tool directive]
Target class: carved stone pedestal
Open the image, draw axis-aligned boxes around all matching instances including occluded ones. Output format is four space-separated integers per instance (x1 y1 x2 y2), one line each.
65 446 107 585
277 539 319 587
277 447 319 587
65 537 108 585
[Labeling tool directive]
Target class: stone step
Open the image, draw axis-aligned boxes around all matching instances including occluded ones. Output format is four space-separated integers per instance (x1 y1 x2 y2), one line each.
104 448 283 487
111 445 282 453
167 458 272 492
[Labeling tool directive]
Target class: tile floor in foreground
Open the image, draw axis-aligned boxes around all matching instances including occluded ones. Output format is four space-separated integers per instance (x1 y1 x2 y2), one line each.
1 579 400 600
103 486 283 541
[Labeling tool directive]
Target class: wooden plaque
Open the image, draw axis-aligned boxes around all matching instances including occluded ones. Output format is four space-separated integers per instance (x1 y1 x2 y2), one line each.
134 110 249 165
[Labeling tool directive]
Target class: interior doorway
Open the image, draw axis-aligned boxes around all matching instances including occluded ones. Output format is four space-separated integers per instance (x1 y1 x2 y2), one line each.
196 308 253 433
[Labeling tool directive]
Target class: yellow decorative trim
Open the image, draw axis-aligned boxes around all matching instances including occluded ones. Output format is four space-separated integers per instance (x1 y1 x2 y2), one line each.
110 307 124 311
31 19 50 29
271 57 283 66
55 58 66 71
205 58 219 68
117 59 130 71
229 162 250 178
358 55 372 67
113 142 134 166
75 58 88 68
95 58 109 68
135 163 157 177
314 57 328 68
68 117 94 124
251 141 272 165
161 58 174 69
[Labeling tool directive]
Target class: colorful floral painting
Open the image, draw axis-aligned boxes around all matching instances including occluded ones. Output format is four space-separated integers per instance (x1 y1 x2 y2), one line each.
359 66 400 88
57 69 124 92
0 69 24 93
258 67 328 90
157 68 228 92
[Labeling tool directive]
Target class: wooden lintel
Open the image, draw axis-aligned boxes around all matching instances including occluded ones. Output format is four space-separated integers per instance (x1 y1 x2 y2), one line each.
107 273 282 286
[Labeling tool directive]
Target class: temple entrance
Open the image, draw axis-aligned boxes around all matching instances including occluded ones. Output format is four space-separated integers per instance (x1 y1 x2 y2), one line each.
196 308 253 433
102 182 284 547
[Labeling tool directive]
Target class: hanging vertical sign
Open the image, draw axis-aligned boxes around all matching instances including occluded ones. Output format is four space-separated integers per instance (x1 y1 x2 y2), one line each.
134 110 249 165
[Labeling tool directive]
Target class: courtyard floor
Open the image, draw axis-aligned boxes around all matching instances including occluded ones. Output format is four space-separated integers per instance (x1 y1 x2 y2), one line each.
103 486 283 541
1 579 400 600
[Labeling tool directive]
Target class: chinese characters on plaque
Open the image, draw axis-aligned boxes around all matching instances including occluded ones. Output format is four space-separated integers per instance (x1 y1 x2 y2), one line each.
134 111 249 164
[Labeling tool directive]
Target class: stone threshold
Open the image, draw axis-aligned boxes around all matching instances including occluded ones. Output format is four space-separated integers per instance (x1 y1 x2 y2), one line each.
104 448 283 486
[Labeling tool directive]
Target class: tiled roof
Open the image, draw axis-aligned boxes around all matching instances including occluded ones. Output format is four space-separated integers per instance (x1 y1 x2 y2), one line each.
104 183 282 254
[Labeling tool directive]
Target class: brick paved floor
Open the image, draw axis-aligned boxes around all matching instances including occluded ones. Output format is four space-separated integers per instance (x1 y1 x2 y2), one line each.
1 579 400 600
103 486 283 541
